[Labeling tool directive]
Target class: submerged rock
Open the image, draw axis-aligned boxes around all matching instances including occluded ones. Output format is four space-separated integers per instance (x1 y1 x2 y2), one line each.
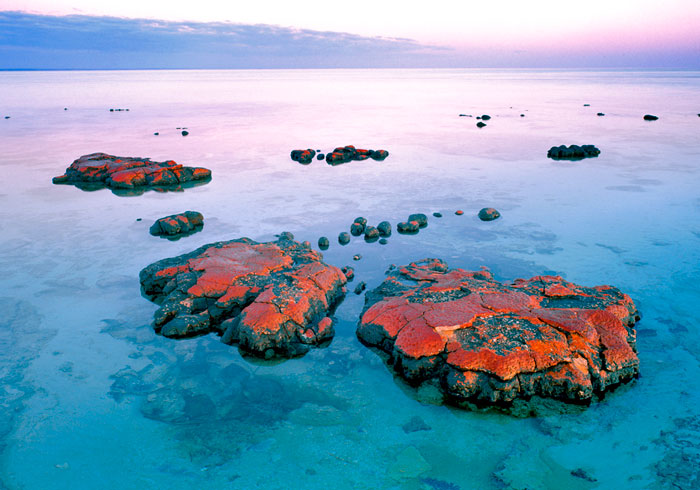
149 211 204 238
139 235 347 358
357 259 640 407
547 145 600 160
338 232 351 245
643 114 659 121
52 152 211 195
478 208 501 221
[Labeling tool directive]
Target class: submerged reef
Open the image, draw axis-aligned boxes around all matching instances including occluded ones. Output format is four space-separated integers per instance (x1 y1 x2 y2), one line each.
547 145 600 160
149 211 204 239
139 235 347 359
52 152 211 194
357 259 639 409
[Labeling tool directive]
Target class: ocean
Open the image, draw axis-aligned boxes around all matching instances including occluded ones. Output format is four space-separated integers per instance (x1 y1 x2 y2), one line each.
1 68 699 489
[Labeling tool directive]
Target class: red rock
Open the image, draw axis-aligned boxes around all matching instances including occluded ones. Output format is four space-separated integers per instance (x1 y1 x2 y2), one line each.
358 259 640 407
139 236 347 358
149 211 204 238
290 149 316 164
53 153 211 195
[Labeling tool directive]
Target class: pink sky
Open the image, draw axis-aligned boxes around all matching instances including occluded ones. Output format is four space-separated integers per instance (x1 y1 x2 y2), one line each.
5 0 700 51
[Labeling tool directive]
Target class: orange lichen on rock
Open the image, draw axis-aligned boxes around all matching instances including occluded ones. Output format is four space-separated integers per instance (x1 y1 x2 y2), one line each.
52 152 211 195
139 236 346 358
357 259 640 407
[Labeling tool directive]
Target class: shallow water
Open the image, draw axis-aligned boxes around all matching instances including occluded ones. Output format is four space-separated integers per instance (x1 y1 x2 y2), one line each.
1 68 699 489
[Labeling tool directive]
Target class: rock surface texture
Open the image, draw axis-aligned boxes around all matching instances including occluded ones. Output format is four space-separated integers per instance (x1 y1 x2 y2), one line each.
357 259 640 408
53 153 211 193
149 211 204 237
140 236 347 358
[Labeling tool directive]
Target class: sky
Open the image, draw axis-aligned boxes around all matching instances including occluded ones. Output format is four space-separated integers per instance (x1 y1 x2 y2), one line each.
1 1 699 69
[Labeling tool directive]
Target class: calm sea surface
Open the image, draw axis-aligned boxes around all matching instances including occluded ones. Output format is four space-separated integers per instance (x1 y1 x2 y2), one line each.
1 69 699 489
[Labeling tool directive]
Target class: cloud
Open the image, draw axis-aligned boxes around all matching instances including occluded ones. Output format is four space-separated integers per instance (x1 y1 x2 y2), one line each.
0 11 698 69
0 11 448 69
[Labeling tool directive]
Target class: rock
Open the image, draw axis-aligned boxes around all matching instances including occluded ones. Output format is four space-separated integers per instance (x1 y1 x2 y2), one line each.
408 213 428 228
52 153 211 194
154 132 159 135
480 114 491 120
139 236 347 358
402 415 431 433
149 211 204 238
357 258 640 407
571 468 597 482
341 266 355 281
478 208 501 221
643 114 659 121
290 149 316 164
318 237 329 250
377 221 392 237
350 222 365 236
316 153 325 160
369 149 389 161
354 282 367 295
353 217 368 227
278 231 294 240
459 114 472 117
397 221 420 234
597 113 605 116
387 446 430 480
583 104 590 107
547 145 600 160
364 226 380 241
476 122 487 128
432 212 442 218
181 130 189 136
338 232 351 245
455 210 464 215
353 254 362 261
379 238 388 245
3 116 9 119
520 114 525 117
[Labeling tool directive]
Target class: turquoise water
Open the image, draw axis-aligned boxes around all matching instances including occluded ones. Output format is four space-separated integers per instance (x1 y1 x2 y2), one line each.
1 69 699 489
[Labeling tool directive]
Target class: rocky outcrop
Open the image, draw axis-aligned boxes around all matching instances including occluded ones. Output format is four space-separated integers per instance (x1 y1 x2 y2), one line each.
547 145 600 160
290 149 316 164
357 259 640 408
139 236 347 358
52 153 211 194
149 211 204 238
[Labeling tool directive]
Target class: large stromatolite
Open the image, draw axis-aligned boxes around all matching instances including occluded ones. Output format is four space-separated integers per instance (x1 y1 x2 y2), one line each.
52 153 211 194
139 236 347 358
357 259 639 407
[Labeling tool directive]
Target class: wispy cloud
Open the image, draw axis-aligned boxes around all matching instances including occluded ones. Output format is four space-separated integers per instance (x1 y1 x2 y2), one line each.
0 11 448 69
